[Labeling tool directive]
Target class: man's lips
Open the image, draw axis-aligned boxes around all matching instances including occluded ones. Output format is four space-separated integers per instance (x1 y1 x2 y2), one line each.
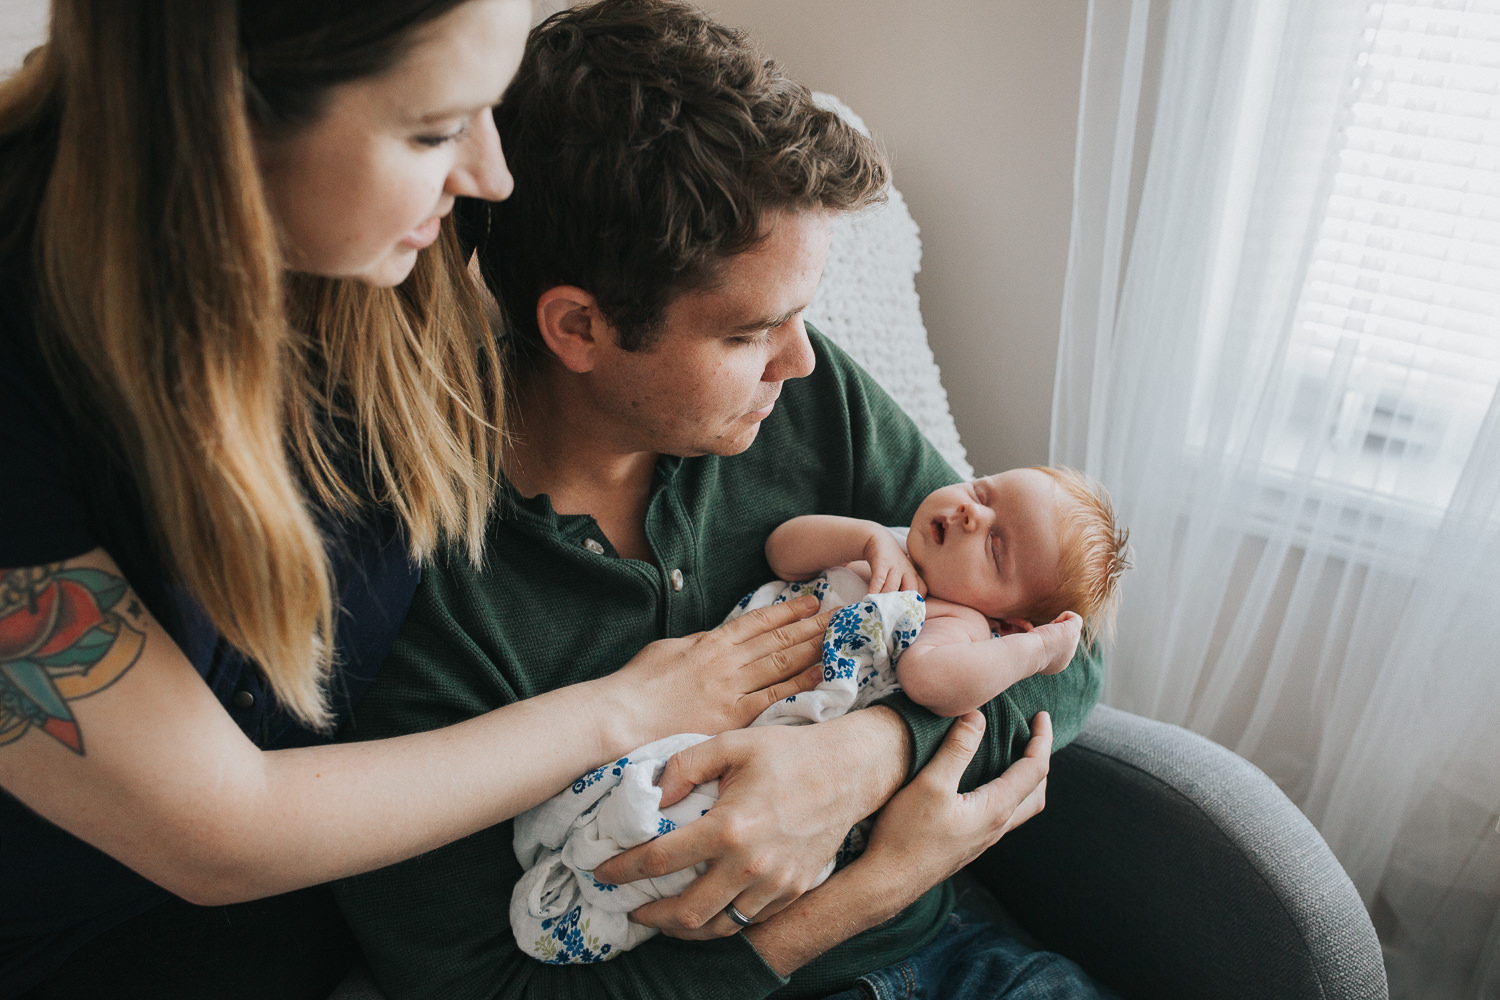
748 393 781 420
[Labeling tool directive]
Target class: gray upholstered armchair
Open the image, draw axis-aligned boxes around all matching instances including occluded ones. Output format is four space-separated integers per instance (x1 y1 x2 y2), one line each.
976 705 1386 999
331 97 1388 1000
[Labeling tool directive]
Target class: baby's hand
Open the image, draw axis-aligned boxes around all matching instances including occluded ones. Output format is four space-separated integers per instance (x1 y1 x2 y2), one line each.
1030 611 1083 675
862 532 926 596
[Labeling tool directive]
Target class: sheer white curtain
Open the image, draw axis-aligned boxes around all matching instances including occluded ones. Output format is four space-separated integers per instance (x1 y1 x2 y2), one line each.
1055 2 1500 996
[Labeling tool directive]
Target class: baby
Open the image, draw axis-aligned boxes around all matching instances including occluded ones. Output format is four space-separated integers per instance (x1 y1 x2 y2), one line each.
765 464 1130 717
510 466 1129 965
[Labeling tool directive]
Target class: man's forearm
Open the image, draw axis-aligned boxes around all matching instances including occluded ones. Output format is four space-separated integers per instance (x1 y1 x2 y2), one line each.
744 844 916 977
837 704 913 818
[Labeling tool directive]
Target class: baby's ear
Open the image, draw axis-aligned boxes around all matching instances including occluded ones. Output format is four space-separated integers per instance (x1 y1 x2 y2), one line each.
990 616 1035 636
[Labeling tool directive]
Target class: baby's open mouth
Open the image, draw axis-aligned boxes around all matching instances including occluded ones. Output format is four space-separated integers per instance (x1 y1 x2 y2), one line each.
931 520 946 545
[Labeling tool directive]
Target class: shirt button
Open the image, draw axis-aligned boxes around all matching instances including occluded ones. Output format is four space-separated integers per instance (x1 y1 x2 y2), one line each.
584 538 605 555
670 568 685 591
232 690 255 709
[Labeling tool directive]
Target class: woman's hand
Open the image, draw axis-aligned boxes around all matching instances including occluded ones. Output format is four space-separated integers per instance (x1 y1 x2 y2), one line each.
864 710 1052 886
603 595 829 745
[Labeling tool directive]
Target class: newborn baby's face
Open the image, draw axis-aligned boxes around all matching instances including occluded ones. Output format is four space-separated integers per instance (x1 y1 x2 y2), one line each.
905 469 1066 622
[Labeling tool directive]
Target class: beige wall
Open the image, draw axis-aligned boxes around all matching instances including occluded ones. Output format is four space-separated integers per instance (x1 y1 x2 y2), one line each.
704 1 1086 474
1 1 1087 473
0 0 45 73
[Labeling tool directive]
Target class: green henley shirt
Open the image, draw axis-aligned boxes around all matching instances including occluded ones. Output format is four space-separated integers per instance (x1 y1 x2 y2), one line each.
334 328 1102 999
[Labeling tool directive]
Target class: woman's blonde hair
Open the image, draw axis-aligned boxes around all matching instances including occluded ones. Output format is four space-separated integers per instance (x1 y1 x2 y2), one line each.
0 0 504 729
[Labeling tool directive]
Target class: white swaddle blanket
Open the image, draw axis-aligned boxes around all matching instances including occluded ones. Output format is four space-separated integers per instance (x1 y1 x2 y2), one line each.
510 567 926 965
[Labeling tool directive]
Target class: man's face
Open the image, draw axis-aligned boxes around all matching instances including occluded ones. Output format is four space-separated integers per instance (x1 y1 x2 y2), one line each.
905 469 1071 624
588 209 832 458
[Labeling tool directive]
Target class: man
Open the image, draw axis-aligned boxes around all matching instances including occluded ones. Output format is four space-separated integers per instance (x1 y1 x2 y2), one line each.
335 1 1110 996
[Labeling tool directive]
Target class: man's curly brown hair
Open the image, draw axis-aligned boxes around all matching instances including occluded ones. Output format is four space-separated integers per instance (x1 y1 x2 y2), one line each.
478 0 889 372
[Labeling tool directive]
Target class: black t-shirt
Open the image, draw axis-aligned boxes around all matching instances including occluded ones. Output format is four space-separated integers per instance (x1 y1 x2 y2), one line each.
0 256 420 994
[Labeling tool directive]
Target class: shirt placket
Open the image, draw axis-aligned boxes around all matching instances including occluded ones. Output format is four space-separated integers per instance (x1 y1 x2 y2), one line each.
645 479 704 638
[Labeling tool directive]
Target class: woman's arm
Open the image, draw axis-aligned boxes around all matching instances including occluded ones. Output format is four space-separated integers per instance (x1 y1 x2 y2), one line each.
0 550 826 905
896 604 1083 718
766 515 923 595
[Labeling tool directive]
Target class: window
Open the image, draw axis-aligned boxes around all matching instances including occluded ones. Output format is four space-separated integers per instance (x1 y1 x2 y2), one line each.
1275 1 1500 511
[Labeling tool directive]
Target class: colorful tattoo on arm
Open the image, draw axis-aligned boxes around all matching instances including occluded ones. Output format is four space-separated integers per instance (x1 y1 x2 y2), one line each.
0 564 147 755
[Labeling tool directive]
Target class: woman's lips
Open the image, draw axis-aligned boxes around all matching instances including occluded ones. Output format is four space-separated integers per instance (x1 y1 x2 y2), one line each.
400 216 443 250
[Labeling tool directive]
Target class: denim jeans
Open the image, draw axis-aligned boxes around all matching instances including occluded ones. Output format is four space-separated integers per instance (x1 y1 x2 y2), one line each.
821 905 1120 1000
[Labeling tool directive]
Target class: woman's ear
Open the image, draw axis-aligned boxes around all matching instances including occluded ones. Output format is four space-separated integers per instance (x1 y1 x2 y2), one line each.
535 286 609 373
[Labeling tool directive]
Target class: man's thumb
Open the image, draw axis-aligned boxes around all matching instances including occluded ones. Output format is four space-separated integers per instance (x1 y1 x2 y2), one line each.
655 741 720 807
930 710 986 780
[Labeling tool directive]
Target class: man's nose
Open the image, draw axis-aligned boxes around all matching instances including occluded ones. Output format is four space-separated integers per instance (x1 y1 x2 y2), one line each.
764 317 816 383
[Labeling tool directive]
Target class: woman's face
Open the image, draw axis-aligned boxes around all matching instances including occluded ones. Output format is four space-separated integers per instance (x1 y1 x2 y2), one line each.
254 0 530 287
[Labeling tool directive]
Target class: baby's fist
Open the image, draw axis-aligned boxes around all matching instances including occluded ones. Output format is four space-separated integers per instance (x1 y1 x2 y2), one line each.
1033 611 1083 675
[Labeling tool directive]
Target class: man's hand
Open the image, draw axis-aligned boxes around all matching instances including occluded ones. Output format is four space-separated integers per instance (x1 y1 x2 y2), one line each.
591 707 910 940
862 710 1051 886
739 711 1053 980
862 530 925 596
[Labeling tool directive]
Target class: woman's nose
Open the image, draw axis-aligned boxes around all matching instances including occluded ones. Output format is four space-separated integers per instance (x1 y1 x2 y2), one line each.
449 111 514 202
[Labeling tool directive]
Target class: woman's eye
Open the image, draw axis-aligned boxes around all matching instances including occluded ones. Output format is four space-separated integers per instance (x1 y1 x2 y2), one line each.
414 122 471 148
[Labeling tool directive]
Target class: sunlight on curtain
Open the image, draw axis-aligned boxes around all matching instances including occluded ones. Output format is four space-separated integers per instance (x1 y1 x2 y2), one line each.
1054 2 1500 996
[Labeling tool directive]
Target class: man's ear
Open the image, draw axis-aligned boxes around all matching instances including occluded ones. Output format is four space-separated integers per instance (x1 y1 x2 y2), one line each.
536 286 610 373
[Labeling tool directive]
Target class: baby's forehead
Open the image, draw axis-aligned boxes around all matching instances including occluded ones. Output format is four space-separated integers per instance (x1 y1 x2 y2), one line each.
975 468 1062 507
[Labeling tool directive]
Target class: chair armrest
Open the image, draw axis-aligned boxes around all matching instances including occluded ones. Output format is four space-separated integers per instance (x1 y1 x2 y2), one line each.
970 704 1388 1000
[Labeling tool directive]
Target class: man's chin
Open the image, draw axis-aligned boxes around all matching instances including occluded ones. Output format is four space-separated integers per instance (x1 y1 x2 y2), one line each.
704 422 764 458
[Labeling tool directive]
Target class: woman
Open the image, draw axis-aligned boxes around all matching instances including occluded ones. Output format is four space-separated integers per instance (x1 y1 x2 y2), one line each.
0 2 1050 996
0 2 832 995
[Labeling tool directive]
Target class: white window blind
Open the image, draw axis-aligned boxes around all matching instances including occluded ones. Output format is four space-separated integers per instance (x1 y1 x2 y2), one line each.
1275 0 1500 511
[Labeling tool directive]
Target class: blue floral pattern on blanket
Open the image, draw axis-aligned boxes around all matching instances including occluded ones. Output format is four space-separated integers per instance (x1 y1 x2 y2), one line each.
509 566 926 965
737 567 922 727
530 904 612 965
572 756 629 795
